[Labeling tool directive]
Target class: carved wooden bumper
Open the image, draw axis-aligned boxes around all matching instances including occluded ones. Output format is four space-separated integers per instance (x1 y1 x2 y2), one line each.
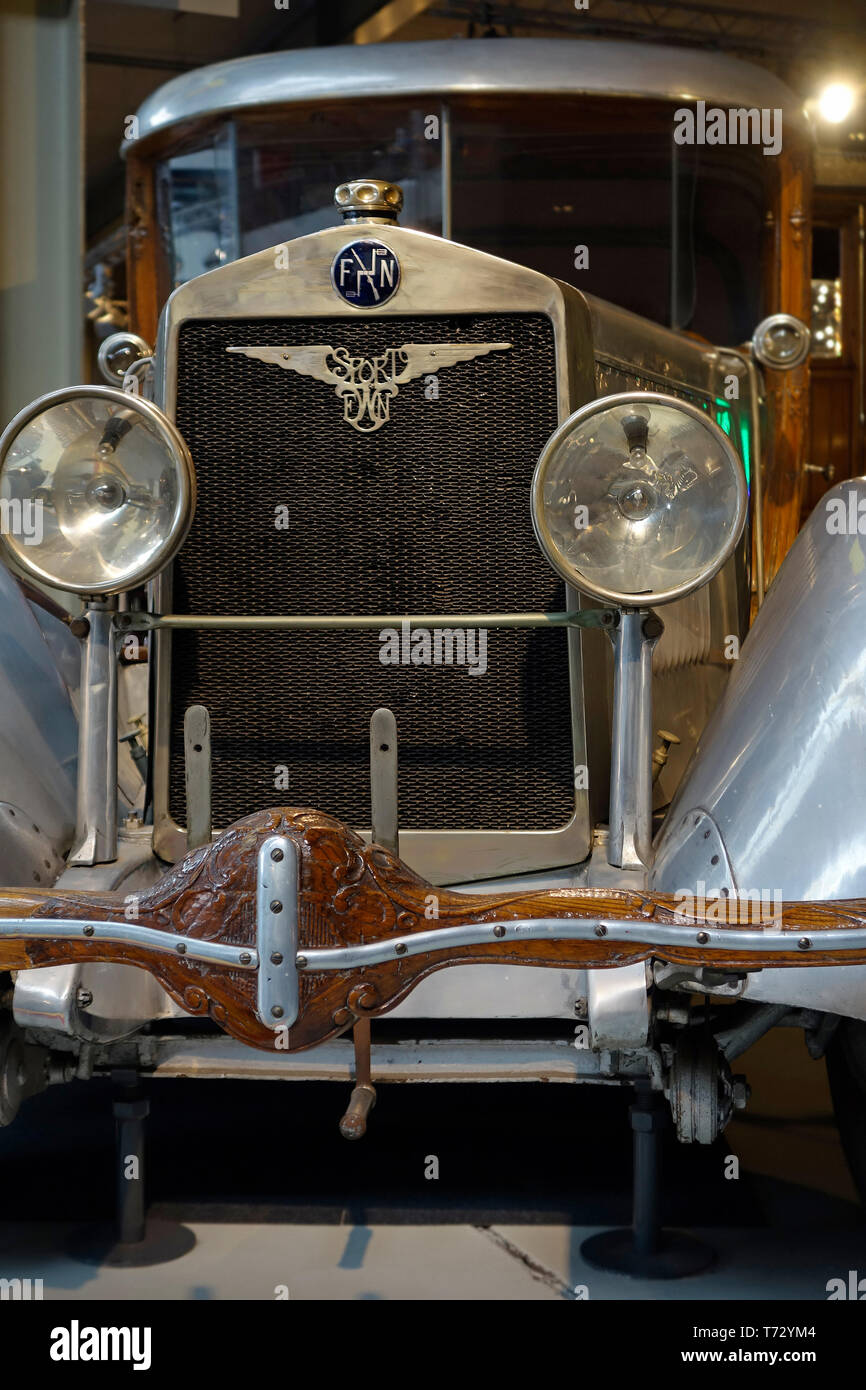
2 807 866 1053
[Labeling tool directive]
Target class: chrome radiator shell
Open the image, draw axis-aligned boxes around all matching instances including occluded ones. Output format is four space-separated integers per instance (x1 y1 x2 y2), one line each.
151 224 599 883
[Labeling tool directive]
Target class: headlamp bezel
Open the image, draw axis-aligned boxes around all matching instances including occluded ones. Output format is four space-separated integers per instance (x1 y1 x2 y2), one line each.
0 383 196 596
530 390 748 608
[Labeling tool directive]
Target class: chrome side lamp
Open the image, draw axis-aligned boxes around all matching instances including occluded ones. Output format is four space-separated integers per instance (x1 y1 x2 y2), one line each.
0 385 196 864
531 391 747 872
750 313 811 371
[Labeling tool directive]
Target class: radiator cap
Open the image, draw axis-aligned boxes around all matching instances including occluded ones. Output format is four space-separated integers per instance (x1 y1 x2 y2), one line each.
334 179 403 224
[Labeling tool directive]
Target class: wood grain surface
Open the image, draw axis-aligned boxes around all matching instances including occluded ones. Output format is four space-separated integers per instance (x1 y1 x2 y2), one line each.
1 807 864 1052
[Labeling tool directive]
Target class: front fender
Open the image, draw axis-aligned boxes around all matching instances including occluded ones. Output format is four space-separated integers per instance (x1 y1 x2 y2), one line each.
0 565 78 888
651 477 866 1015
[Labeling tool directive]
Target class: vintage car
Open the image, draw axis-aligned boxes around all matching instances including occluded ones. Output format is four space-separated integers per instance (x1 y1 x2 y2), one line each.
2 37 866 1239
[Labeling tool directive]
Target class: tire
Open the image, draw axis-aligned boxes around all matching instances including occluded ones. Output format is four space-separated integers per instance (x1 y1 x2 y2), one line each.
827 1018 866 1205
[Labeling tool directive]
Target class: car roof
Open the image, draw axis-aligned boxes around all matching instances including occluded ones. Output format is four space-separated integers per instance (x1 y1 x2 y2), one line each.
129 36 811 150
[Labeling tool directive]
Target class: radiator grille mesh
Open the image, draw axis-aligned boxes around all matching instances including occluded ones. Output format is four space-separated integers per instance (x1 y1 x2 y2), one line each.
169 312 575 831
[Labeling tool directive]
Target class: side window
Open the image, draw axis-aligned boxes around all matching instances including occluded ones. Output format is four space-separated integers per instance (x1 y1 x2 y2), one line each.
811 226 843 358
156 128 239 289
805 205 862 522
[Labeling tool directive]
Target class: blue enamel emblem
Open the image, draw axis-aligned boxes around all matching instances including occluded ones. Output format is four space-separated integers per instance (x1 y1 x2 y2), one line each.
331 239 400 308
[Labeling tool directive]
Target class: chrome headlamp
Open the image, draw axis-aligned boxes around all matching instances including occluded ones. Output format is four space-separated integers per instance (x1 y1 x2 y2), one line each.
0 385 195 596
531 391 747 607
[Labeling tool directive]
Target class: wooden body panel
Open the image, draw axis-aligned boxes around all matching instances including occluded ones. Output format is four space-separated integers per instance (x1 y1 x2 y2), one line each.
761 145 813 591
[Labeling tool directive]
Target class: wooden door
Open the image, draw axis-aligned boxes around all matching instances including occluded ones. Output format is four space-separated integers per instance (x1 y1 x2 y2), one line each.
803 197 865 524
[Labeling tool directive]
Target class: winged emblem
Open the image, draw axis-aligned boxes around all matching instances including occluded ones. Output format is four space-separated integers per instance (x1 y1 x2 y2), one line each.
226 342 512 434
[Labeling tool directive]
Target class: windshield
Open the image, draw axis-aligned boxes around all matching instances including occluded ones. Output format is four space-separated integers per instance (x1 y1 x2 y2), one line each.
156 104 443 283
156 95 767 344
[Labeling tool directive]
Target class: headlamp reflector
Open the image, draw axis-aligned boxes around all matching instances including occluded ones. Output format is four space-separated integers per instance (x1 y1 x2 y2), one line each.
531 392 747 607
0 385 195 595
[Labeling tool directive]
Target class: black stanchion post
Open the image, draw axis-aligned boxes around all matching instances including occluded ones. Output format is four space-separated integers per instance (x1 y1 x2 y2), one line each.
631 1080 663 1257
113 1070 148 1247
70 1070 196 1268
581 1081 715 1279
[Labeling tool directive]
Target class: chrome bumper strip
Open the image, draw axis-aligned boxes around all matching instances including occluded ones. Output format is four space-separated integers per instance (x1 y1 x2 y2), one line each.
0 919 258 970
297 916 866 971
6 911 865 1024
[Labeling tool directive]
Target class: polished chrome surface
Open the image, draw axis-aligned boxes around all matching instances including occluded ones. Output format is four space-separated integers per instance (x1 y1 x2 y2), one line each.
334 178 403 223
0 384 197 596
608 611 658 871
128 38 811 149
122 357 155 401
652 478 866 902
256 835 299 1029
155 223 593 416
183 704 212 852
587 962 649 1049
298 916 866 971
0 804 65 890
0 915 257 968
751 313 811 371
739 963 866 1023
97 332 152 386
122 609 613 632
588 328 752 812
651 479 866 1016
532 392 748 608
152 218 597 881
387 963 584 1020
13 832 171 1041
654 808 736 899
225 339 511 433
370 708 399 856
14 961 168 1040
69 604 118 866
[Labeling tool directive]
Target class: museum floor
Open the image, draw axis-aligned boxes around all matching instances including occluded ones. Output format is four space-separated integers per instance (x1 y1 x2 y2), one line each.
0 1027 862 1301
